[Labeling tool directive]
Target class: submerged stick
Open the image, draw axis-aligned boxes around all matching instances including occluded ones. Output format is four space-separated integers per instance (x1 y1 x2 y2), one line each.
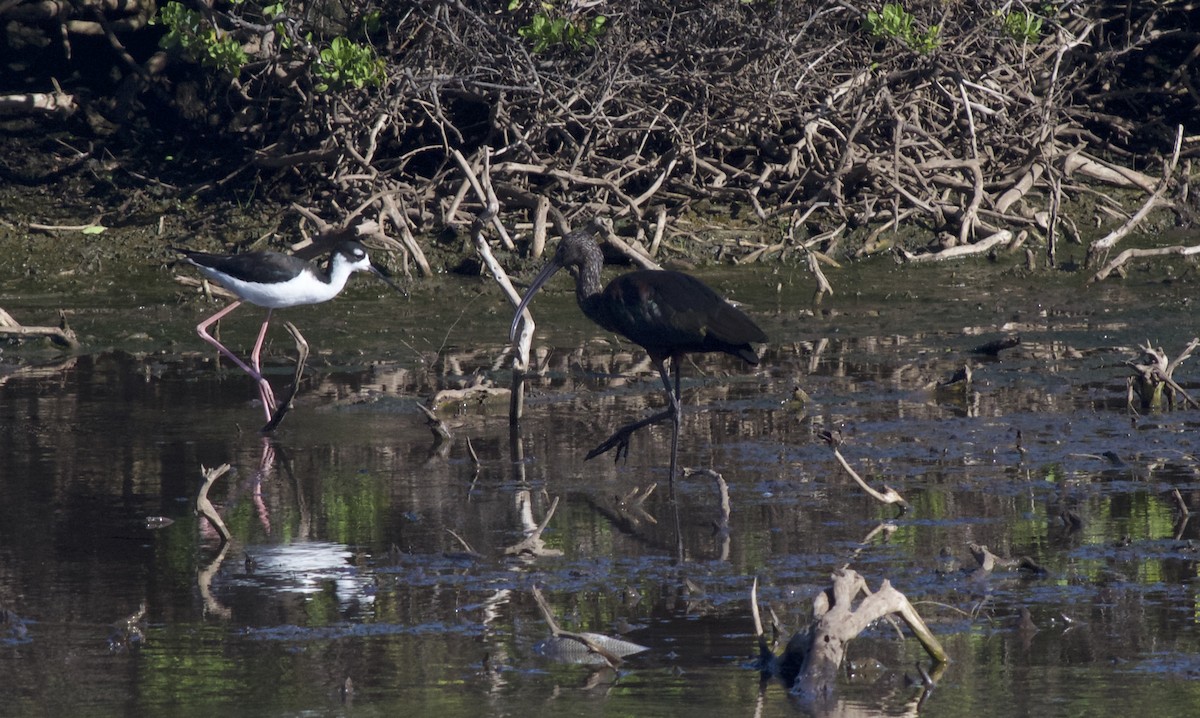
418 403 452 444
821 431 908 509
1171 488 1190 517
504 496 562 557
196 463 233 545
451 149 532 422
0 307 80 349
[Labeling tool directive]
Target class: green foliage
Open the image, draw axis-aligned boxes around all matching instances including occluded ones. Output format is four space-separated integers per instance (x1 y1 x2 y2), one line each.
509 1 608 53
314 36 387 92
153 2 249 74
360 9 383 35
864 3 940 54
1001 10 1044 43
154 2 386 92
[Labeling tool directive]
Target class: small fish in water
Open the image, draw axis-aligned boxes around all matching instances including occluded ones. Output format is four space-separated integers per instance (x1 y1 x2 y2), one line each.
144 516 174 530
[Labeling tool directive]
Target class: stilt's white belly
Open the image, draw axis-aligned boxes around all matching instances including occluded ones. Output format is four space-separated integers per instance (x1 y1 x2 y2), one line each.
199 268 343 308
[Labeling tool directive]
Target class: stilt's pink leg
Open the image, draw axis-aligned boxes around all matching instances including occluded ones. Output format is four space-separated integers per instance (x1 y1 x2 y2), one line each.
196 301 258 378
195 301 276 420
249 310 277 415
250 310 272 374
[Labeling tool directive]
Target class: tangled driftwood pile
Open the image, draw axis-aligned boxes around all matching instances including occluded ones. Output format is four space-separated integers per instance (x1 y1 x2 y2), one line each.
2 1 1195 267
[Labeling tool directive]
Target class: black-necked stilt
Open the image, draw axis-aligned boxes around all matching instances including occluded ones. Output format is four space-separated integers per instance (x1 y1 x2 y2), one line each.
177 240 400 421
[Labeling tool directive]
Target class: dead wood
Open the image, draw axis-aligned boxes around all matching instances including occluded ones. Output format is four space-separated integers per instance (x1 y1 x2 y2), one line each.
9 1 1189 265
755 570 947 701
1090 244 1200 284
504 496 562 558
897 230 1014 263
0 308 80 350
426 377 509 409
821 430 909 510
195 463 233 545
450 149 531 422
1172 488 1191 517
1125 339 1200 411
1086 125 1184 267
615 483 658 527
0 89 76 116
966 542 1045 575
417 403 452 445
681 468 731 534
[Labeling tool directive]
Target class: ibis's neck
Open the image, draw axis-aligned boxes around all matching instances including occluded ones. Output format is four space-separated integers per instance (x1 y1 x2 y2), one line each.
571 237 606 307
575 262 604 305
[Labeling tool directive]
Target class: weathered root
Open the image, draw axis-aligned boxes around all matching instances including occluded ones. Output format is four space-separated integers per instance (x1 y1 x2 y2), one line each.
195 463 233 545
0 308 80 350
10 2 1194 266
1126 339 1200 411
821 430 909 510
754 570 947 701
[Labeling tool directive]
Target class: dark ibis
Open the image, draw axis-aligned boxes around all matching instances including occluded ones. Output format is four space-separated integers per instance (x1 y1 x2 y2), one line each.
510 217 767 485
177 240 400 422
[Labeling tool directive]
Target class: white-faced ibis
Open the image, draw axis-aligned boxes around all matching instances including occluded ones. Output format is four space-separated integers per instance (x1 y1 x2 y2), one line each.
510 217 767 485
177 241 399 422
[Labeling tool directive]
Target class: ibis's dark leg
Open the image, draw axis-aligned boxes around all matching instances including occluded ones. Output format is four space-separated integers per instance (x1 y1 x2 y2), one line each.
664 357 685 562
657 358 682 493
585 407 674 462
585 356 679 463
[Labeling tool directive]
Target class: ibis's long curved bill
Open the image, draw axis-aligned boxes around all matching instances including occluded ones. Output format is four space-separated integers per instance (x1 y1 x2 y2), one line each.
509 259 563 342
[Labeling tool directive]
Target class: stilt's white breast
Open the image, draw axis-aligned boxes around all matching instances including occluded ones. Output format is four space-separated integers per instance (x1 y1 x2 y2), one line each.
198 265 348 308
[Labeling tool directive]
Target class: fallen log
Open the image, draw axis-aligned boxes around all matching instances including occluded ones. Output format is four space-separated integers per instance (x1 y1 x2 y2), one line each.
1089 244 1200 283
756 569 947 703
0 308 80 349
897 230 1014 263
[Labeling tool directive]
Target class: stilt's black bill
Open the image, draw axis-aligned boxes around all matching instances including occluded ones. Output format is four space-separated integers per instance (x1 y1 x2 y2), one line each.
370 261 407 297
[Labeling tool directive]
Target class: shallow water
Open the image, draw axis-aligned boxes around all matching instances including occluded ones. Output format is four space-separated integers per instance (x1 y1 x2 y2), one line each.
2 247 1200 716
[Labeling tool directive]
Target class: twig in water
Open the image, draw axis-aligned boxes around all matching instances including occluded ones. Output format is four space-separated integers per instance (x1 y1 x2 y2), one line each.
820 430 909 509
196 463 233 545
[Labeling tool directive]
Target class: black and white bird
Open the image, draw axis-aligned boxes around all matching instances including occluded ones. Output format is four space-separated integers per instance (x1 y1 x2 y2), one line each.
177 241 399 421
